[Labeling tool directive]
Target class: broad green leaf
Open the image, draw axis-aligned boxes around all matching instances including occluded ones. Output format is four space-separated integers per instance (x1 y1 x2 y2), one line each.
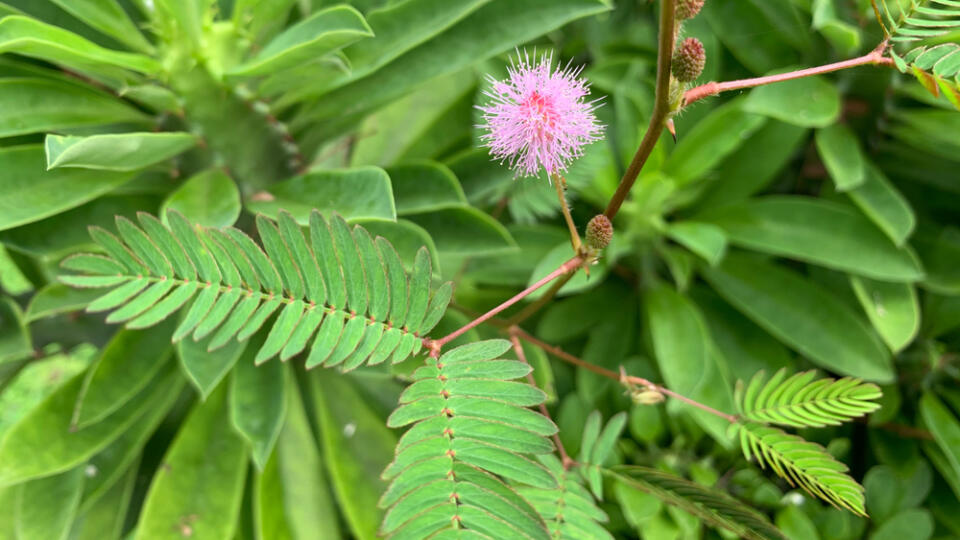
526 241 608 299
297 0 611 130
847 163 916 247
919 393 960 487
662 98 765 185
644 285 735 445
703 196 924 282
692 288 794 382
666 222 728 266
70 465 137 540
811 0 861 53
0 16 159 80
351 70 477 166
119 84 182 114
231 0 297 44
311 372 396 540
405 205 516 256
696 120 808 209
0 78 147 137
815 124 866 191
178 334 248 400
247 167 396 223
869 509 934 540
913 226 960 295
134 384 247 540
744 74 840 127
702 254 894 382
775 506 820 540
228 5 372 77
159 169 240 228
0 362 181 485
388 162 468 215
0 346 93 439
47 0 153 53
230 346 287 471
45 132 198 172
15 466 84 540
74 321 176 428
0 146 135 231
849 276 919 353
255 377 341 540
0 244 30 295
0 296 30 364
705 0 799 74
25 283 103 322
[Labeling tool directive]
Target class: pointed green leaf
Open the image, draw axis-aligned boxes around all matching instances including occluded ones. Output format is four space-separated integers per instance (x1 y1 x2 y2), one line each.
15 466 84 540
231 341 287 471
45 132 197 172
178 334 247 399
161 169 241 229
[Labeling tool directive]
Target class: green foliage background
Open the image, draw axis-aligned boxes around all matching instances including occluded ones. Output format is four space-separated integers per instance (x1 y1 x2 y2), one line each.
0 0 959 539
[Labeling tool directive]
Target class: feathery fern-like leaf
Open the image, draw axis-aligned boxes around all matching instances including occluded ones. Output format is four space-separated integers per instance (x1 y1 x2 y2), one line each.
60 209 450 369
517 455 613 540
736 422 867 516
610 466 786 540
381 339 558 539
735 369 882 428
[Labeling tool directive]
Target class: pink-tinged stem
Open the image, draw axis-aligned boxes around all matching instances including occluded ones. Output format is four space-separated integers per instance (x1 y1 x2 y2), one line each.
428 256 583 350
510 334 574 469
684 47 894 106
513 328 738 424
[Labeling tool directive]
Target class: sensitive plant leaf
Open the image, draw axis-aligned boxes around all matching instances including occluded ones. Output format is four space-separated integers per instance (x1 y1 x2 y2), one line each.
735 369 882 428
737 422 866 515
382 339 555 538
228 5 373 78
60 210 451 369
611 466 786 540
701 254 894 382
134 383 247 540
517 455 612 540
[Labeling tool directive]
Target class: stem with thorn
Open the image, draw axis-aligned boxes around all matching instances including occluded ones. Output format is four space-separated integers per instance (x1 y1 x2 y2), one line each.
683 43 893 107
510 334 575 469
552 173 582 251
428 256 583 351
513 327 739 424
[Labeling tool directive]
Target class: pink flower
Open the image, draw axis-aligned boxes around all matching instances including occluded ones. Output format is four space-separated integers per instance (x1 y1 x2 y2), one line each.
478 50 604 178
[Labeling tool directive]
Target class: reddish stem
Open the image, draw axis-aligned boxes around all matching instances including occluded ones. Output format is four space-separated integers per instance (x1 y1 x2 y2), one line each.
684 47 894 106
428 256 583 350
513 328 738 424
510 334 575 469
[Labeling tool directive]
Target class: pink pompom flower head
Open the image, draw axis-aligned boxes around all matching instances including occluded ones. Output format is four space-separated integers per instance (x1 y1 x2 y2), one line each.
478 50 604 179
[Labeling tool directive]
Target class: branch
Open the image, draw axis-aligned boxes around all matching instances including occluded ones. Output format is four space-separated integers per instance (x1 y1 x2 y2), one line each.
684 44 894 106
513 327 738 424
427 256 583 351
510 334 575 469
603 0 677 219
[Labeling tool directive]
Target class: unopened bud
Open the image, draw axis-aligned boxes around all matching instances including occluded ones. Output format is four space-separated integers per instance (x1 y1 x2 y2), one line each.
585 215 613 250
676 0 705 21
672 38 706 82
631 389 666 405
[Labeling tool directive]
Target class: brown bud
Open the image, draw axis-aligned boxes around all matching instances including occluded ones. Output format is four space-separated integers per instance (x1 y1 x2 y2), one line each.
585 215 613 250
672 38 705 83
676 0 705 21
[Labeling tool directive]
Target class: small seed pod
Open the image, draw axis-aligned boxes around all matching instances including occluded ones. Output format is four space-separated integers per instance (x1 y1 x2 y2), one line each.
585 215 613 250
672 37 706 83
676 0 705 21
